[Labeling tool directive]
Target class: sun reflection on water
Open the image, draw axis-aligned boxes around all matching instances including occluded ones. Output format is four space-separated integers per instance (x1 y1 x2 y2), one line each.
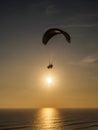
35 108 60 130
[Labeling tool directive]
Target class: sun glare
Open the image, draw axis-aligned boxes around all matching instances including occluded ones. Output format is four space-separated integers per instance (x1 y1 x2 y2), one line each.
46 77 53 84
41 73 57 87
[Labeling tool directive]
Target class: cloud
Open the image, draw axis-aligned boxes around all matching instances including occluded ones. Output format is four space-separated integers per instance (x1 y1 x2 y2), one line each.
59 12 98 29
45 5 60 15
69 54 98 67
60 23 98 29
81 56 98 64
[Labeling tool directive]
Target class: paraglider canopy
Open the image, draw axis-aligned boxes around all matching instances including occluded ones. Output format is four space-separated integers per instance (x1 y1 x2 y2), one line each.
42 28 71 45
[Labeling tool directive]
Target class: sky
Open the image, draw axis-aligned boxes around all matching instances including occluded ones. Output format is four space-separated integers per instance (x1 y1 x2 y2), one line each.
0 0 98 108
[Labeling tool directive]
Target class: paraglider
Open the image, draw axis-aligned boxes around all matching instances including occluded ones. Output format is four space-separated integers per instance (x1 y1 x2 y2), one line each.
47 64 53 69
42 28 71 69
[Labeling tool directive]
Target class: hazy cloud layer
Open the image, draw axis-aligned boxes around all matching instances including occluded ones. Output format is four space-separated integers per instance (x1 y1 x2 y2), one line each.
69 54 98 67
45 5 60 15
81 55 98 64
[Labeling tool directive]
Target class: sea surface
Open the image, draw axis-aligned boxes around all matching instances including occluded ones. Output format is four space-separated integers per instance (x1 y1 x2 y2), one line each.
0 108 98 130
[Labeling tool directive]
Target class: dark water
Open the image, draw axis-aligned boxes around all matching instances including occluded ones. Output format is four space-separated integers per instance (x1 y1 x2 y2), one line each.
0 108 98 130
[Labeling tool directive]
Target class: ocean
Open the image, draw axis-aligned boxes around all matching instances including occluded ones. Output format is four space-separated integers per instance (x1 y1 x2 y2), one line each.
0 108 98 130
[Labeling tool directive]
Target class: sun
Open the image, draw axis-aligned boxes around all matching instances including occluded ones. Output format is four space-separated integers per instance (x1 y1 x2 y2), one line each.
42 73 56 87
46 77 53 84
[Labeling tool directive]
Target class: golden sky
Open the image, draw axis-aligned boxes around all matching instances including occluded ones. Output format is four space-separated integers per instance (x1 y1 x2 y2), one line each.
0 0 98 108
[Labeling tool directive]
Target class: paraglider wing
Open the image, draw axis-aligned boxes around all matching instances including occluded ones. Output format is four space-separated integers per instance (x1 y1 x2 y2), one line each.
42 28 71 45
